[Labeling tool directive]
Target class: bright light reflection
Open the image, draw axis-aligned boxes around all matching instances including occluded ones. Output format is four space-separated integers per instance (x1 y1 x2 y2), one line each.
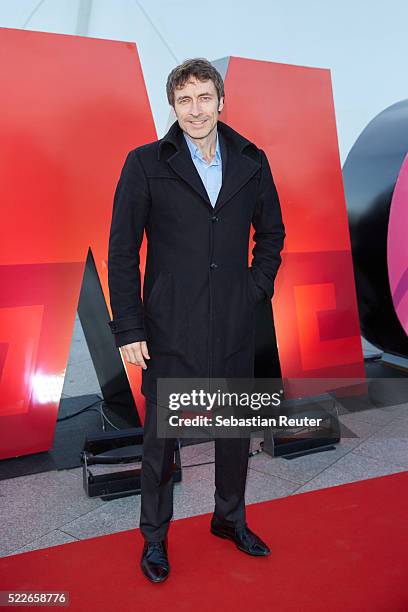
32 371 66 404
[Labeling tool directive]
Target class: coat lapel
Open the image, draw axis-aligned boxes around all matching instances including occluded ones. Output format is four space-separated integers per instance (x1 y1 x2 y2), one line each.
158 119 261 213
213 127 260 213
167 148 211 206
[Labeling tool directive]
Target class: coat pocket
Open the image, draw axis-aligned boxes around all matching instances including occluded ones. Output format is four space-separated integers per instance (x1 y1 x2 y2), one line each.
144 272 189 357
145 271 166 312
247 268 264 305
220 270 257 360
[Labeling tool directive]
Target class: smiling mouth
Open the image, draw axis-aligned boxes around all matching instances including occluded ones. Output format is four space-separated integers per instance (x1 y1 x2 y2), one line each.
190 119 208 126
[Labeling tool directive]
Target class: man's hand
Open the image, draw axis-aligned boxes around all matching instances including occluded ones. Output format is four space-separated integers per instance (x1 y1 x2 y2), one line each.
120 340 150 369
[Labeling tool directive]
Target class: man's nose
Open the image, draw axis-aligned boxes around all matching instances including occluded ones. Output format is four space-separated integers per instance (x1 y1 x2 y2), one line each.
190 99 202 115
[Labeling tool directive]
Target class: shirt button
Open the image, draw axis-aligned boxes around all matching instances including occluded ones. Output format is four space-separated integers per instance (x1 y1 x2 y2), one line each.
210 262 218 269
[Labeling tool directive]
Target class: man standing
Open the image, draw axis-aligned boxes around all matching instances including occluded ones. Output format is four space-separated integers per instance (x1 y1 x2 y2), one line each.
108 58 285 582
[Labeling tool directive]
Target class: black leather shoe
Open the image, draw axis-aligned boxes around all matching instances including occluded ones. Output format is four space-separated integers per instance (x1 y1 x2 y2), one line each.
210 518 270 556
140 539 170 583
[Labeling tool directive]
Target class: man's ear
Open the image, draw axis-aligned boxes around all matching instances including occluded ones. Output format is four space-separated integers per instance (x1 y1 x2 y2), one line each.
218 96 225 112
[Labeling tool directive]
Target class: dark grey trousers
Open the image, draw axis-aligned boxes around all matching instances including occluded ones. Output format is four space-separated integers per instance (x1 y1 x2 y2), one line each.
139 397 251 541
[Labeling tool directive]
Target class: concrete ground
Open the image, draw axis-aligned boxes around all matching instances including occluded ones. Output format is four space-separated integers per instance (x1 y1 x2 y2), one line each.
1 314 407 558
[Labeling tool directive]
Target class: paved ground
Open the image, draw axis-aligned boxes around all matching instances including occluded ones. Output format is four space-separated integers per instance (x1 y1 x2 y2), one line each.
1 315 406 558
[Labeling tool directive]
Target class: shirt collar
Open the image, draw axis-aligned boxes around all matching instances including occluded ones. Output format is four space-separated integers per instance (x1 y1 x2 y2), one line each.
183 129 221 165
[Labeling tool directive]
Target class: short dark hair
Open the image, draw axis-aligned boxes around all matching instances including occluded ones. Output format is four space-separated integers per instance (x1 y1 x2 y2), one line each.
166 58 225 107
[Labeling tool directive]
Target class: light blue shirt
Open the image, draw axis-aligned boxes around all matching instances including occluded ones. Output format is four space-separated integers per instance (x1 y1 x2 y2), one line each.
183 131 222 207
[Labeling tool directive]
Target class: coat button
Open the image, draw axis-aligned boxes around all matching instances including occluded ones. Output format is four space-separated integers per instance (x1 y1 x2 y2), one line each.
211 215 218 222
210 262 218 269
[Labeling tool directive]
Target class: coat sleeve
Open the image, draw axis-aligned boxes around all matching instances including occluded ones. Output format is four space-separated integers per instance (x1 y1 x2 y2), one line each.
107 150 151 348
249 149 286 300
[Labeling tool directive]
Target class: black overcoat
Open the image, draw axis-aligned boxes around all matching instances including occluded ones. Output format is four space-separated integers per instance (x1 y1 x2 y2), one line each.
107 119 285 403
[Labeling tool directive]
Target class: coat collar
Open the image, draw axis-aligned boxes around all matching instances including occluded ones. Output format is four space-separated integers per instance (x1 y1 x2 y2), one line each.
157 119 261 213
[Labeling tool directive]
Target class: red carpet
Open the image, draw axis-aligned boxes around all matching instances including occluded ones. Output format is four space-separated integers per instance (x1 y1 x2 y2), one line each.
1 471 408 611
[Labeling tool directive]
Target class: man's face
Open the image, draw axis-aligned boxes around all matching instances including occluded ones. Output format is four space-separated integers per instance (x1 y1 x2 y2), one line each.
173 76 224 139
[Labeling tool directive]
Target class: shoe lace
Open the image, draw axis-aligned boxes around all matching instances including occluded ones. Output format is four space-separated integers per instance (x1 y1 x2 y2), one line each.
146 541 168 564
